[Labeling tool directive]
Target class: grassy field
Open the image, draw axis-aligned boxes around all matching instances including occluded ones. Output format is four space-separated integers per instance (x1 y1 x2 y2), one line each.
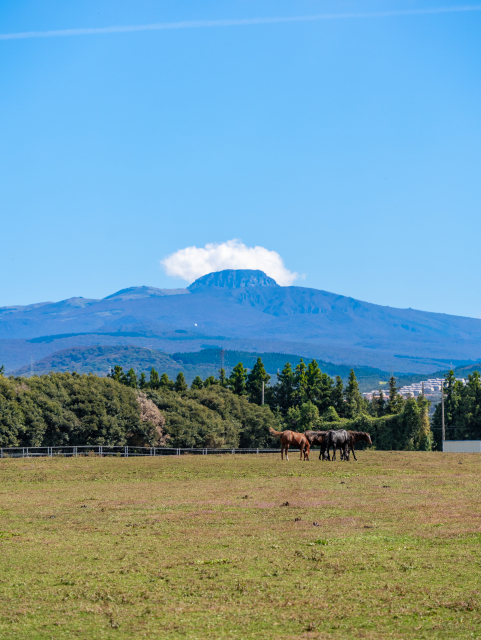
1 451 481 639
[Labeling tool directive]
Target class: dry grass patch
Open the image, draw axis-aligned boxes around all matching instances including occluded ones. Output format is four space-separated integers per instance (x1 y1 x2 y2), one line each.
1 452 481 638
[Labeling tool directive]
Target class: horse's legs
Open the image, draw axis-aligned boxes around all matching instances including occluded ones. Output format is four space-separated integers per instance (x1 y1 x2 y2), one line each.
286 444 289 461
332 445 337 461
351 445 357 461
281 444 284 460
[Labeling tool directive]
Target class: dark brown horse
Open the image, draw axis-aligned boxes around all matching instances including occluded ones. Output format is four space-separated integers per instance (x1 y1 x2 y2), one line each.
269 428 310 461
304 431 328 460
344 431 372 461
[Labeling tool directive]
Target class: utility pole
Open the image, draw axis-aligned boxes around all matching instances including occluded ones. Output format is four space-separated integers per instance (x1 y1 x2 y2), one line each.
262 381 265 405
441 379 445 449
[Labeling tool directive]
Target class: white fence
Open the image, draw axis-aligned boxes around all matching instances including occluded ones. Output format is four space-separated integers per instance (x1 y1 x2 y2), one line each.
443 441 481 453
0 446 281 458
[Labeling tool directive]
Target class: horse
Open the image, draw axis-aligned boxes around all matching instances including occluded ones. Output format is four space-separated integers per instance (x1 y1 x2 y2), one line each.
269 428 310 461
304 431 328 460
344 431 372 461
325 429 350 461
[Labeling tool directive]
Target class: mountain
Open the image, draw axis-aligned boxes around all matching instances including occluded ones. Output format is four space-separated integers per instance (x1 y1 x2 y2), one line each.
1 269 481 374
187 269 278 292
104 286 189 300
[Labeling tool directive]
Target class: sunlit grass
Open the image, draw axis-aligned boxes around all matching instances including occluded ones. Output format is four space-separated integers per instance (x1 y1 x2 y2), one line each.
1 451 481 638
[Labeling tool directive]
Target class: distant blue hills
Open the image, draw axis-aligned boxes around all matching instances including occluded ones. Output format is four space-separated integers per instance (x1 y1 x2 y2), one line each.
1 269 480 375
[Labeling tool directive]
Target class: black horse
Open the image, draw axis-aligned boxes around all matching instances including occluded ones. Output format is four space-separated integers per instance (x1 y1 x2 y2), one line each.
324 429 350 461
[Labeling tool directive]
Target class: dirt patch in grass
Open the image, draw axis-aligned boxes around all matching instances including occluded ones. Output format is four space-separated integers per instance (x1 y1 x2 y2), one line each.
1 452 481 638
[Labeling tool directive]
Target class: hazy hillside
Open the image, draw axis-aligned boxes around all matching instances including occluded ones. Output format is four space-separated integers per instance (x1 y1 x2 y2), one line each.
2 269 481 373
10 343 475 393
11 346 222 382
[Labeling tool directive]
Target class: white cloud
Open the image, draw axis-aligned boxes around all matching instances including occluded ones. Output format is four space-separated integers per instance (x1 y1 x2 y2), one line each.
161 240 299 286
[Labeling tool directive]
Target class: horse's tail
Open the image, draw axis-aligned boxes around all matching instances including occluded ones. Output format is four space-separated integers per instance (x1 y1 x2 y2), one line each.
269 427 284 438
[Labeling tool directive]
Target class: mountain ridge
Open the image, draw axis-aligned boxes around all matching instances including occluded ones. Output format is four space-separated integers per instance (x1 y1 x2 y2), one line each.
1 269 480 373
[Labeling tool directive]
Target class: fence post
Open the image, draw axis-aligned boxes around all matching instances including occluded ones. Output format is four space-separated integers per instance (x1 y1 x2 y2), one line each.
257 448 259 454
125 446 128 458
49 447 52 457
74 446 77 457
177 449 180 456
99 446 103 457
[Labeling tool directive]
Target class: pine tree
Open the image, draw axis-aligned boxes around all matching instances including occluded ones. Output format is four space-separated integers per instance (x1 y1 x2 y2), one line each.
378 390 386 416
149 368 160 390
228 363 248 396
191 376 204 390
331 376 345 417
203 376 218 388
294 359 308 406
139 372 147 389
159 373 174 391
305 360 322 403
344 369 364 419
108 365 124 384
386 376 404 415
0 365 4 376
246 357 271 405
218 368 227 387
123 368 138 389
273 362 295 415
174 372 188 393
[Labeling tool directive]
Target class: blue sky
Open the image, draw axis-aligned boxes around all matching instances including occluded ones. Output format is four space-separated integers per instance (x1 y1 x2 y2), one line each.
1 0 480 317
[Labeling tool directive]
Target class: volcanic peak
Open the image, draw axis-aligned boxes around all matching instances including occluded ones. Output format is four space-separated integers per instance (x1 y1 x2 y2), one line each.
187 269 279 292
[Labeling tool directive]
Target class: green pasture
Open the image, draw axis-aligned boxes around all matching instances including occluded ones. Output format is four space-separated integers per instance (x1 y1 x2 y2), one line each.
1 451 481 639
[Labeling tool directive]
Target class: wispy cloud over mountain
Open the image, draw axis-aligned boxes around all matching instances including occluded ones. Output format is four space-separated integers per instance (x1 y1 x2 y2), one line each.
161 240 299 286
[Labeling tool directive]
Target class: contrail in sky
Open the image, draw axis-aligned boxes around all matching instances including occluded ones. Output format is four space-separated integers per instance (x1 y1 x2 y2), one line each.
1 5 480 41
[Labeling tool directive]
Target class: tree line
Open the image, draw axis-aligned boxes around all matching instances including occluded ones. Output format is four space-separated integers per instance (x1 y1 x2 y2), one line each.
432 370 481 447
4 356 466 450
108 357 435 450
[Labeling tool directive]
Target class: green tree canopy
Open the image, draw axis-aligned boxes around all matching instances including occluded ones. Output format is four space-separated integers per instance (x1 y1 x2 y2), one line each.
331 376 345 418
273 362 295 415
174 372 188 393
158 373 173 391
246 357 271 405
344 370 364 419
191 376 204 390
218 368 227 387
228 363 248 396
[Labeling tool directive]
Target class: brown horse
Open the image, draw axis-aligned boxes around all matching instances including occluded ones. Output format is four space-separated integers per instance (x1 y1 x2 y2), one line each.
344 431 372 461
304 431 328 460
269 428 310 461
